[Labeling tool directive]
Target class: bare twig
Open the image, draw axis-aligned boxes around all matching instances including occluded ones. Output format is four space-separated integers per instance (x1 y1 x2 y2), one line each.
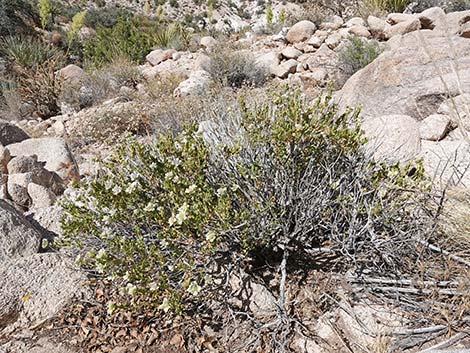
417 332 469 353
415 238 470 267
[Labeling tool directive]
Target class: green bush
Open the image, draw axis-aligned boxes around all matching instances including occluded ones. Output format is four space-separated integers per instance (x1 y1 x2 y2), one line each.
0 35 64 72
360 0 411 16
339 36 382 76
62 89 432 315
84 6 132 28
83 17 188 67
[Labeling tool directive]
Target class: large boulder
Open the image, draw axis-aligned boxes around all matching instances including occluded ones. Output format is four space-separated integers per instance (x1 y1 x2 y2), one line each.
286 21 316 43
0 253 89 329
0 200 41 262
173 70 211 96
56 64 87 86
362 115 421 163
0 120 29 146
337 30 470 121
7 138 79 182
146 48 176 66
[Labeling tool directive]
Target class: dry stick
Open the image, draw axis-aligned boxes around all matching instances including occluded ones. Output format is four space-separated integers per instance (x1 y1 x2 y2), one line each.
371 286 465 296
345 275 460 288
392 317 470 337
415 237 470 267
417 332 469 353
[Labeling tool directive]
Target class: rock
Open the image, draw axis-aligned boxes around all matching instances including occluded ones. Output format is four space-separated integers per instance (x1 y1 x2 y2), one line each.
272 59 298 78
25 205 63 238
420 114 451 141
337 30 470 121
362 115 421 163
418 7 445 30
0 253 89 329
286 20 317 43
192 53 211 71
420 140 470 186
281 46 302 59
306 36 323 48
345 17 366 28
7 173 33 208
433 10 470 36
387 13 416 25
174 70 211 96
306 44 346 88
460 21 470 38
255 51 280 73
50 120 65 136
200 36 217 50
146 48 176 66
7 138 79 182
438 93 470 131
0 145 10 173
367 15 391 39
0 199 41 263
56 64 86 86
0 120 29 146
325 33 342 49
348 25 372 38
27 183 57 209
384 18 421 38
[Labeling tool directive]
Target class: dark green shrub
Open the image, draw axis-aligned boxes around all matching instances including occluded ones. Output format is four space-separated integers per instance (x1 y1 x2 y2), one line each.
84 6 132 28
61 89 432 315
339 36 382 76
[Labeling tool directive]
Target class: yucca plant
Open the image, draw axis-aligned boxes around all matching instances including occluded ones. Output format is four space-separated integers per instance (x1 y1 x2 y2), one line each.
0 35 64 72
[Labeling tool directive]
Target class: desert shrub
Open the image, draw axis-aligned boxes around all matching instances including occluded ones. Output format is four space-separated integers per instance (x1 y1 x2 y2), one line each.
61 89 433 316
339 36 382 76
0 35 64 72
84 6 132 28
411 0 470 12
83 17 189 67
208 46 267 88
360 0 411 16
15 58 63 118
0 0 38 36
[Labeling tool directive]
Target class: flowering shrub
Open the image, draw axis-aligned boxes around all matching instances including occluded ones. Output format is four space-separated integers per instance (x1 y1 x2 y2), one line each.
62 89 431 315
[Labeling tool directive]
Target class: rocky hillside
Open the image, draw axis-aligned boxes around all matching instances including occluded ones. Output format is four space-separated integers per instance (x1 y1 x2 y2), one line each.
1 0 470 352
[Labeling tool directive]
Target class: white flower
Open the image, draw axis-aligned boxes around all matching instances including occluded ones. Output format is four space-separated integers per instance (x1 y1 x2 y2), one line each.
187 281 202 296
185 184 197 194
217 187 227 197
168 214 176 226
172 175 180 183
205 231 217 243
107 301 116 315
130 171 139 180
176 203 189 225
126 283 138 296
144 202 156 212
159 297 171 312
112 185 122 195
126 181 139 194
104 179 113 190
96 248 106 260
164 171 174 180
149 282 159 291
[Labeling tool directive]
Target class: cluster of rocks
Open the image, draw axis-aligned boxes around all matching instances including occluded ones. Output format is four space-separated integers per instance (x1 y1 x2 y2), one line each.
0 120 79 211
338 8 470 186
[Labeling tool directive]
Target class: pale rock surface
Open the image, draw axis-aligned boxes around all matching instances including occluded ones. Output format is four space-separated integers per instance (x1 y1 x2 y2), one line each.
338 30 470 120
418 7 446 29
56 64 87 86
272 59 298 78
173 70 211 96
286 21 317 43
145 48 176 66
0 200 40 263
368 15 391 39
281 46 302 59
27 183 57 209
7 138 79 182
362 115 421 163
420 114 451 141
420 140 470 186
0 253 89 329
384 18 421 38
438 93 470 131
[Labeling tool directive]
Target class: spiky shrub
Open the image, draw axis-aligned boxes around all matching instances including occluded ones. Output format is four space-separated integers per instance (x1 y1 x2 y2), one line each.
0 35 64 72
339 35 382 76
360 0 411 16
61 89 432 315
38 0 51 31
208 47 267 88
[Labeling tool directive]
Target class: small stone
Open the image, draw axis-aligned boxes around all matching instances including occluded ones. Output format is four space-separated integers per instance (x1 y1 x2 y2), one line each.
281 46 303 59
